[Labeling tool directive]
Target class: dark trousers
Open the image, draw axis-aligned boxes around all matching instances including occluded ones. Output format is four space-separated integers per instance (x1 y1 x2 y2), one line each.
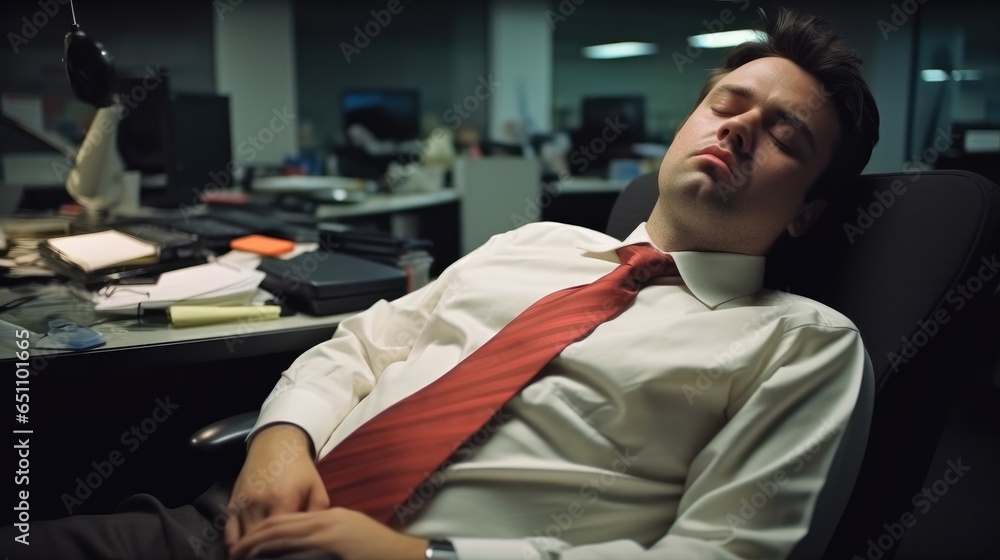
1 484 340 560
1 484 231 560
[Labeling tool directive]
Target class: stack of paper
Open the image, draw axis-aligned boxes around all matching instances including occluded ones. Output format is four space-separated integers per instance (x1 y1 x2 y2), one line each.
93 261 266 313
45 230 158 273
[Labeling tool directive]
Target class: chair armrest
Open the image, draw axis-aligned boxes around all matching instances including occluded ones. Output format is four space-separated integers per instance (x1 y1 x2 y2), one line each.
189 411 260 450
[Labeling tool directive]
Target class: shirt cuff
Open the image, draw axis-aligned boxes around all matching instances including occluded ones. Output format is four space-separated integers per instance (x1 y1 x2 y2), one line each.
251 387 340 459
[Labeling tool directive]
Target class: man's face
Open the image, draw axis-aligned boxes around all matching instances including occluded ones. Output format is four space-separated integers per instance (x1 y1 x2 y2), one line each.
651 56 842 255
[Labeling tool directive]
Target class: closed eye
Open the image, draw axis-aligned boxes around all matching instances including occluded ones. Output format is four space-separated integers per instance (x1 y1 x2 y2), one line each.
768 132 794 156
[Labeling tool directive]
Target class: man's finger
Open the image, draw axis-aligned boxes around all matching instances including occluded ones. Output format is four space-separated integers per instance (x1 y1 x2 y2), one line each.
224 512 240 547
235 503 270 544
229 516 311 560
307 484 331 511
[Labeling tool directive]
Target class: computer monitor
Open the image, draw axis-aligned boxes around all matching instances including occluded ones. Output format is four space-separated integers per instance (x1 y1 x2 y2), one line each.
341 89 420 142
571 95 647 177
580 95 646 144
115 68 172 178
114 69 231 208
167 92 233 194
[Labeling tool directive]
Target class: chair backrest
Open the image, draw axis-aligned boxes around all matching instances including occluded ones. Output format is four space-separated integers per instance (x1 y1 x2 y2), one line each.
606 170 1000 559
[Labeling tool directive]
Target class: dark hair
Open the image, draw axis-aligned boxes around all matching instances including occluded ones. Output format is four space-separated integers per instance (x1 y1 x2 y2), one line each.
696 8 880 201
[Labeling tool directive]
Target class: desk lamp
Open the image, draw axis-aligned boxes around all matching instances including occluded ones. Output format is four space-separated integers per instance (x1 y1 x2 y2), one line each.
62 0 135 228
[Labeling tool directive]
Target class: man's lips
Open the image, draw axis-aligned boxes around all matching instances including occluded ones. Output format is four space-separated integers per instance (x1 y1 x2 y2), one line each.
694 146 737 180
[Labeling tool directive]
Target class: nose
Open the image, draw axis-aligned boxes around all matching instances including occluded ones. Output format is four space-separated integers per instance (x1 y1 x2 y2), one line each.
717 111 757 154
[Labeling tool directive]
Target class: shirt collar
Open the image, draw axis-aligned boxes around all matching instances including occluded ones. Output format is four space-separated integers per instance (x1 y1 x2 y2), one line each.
579 222 765 309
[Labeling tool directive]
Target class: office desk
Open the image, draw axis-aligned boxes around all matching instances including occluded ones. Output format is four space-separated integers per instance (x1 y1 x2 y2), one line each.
1 282 353 521
0 173 620 520
304 189 461 277
313 188 459 220
0 283 351 367
554 177 630 195
302 175 625 274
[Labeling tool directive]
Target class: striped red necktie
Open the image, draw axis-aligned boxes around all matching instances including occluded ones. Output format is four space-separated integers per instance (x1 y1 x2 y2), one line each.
316 244 676 524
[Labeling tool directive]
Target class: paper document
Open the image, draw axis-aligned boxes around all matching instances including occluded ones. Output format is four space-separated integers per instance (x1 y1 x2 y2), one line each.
93 261 265 313
47 230 158 272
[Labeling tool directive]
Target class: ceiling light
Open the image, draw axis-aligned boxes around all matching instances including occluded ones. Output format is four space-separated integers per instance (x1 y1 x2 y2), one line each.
953 69 983 81
920 69 984 82
582 42 659 59
920 69 949 82
687 29 765 49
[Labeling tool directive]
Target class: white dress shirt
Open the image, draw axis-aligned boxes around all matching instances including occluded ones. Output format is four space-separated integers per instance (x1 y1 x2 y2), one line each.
253 221 865 560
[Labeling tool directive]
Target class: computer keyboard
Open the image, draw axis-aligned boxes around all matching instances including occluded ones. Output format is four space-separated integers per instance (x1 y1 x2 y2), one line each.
169 216 253 239
112 222 205 260
114 222 198 246
168 216 255 252
207 207 317 242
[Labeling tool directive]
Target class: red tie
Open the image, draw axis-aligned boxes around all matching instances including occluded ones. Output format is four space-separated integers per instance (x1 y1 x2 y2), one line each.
316 244 676 524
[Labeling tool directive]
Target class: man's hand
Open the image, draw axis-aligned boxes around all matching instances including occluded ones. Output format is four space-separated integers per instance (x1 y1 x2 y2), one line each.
228 508 429 560
224 423 331 547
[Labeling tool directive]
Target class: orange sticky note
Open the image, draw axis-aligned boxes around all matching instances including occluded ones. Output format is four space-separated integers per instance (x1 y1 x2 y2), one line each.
230 234 295 257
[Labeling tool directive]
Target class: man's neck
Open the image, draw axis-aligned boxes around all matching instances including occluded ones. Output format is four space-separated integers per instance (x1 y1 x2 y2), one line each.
645 205 772 256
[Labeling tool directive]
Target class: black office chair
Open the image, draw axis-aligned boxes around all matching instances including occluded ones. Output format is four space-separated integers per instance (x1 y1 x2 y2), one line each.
608 169 1000 558
194 169 1000 559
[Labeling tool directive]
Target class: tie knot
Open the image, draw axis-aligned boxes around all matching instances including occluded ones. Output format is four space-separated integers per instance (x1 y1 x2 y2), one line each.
615 244 676 285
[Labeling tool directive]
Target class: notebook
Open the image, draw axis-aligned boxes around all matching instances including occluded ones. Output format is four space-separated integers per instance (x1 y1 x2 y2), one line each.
44 230 159 272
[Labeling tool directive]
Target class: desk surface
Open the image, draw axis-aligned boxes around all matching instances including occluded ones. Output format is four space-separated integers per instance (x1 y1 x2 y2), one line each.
0 280 354 522
314 188 459 219
310 180 622 220
0 179 616 366
0 282 351 368
554 177 630 194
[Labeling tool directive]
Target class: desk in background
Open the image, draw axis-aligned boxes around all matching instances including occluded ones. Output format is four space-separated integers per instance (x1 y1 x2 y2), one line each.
0 283 351 364
0 171 629 520
0 187 453 522
277 171 626 274
291 188 461 277
313 189 459 221
296 160 544 271
1 282 353 521
287 159 542 274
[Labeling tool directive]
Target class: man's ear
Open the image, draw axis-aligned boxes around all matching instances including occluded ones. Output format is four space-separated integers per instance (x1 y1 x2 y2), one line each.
787 198 827 238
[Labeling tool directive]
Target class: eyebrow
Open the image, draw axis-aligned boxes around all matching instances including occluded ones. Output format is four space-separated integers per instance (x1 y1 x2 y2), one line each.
713 84 818 154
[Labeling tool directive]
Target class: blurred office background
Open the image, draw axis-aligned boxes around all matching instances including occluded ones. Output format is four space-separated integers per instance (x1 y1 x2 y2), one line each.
3 0 998 186
2 0 998 557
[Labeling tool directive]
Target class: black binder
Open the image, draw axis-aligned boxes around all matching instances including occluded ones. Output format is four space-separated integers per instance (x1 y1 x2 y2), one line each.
258 251 407 316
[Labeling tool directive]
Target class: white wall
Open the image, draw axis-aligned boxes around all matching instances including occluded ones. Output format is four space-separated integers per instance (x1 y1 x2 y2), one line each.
214 0 298 167
829 0 914 173
489 0 553 141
